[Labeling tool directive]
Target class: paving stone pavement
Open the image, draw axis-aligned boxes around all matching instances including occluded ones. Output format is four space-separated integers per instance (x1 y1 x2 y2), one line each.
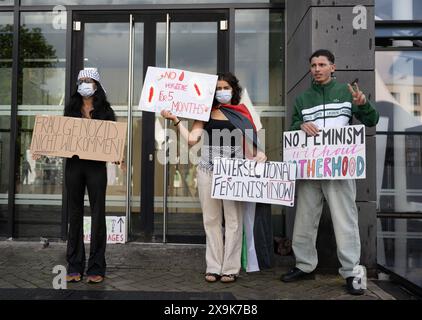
0 241 397 300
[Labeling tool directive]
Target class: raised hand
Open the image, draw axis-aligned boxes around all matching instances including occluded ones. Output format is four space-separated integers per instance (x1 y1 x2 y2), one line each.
348 82 367 106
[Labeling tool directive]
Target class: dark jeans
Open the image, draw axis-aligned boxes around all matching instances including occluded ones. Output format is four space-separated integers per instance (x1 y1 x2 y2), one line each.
65 157 107 277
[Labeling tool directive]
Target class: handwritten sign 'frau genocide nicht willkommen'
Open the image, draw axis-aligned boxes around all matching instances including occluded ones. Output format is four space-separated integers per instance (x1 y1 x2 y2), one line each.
283 125 366 180
211 157 297 207
30 115 127 162
139 67 218 121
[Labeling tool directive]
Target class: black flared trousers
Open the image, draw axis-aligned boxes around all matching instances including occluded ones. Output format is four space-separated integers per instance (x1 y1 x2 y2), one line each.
65 157 107 277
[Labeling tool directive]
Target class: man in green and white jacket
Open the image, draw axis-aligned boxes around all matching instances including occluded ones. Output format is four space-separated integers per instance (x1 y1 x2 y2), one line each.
281 49 379 295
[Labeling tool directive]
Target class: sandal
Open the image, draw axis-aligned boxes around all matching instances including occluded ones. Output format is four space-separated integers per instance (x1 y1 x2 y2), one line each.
66 273 82 283
87 275 104 283
205 273 221 283
220 274 238 283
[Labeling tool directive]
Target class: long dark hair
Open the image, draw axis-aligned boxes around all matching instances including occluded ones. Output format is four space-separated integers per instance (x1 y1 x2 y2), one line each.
213 72 242 106
64 80 116 121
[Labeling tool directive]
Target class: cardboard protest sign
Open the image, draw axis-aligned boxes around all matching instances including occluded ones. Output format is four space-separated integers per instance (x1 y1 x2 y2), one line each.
139 66 218 121
30 115 127 162
283 125 366 180
211 157 297 207
84 216 126 244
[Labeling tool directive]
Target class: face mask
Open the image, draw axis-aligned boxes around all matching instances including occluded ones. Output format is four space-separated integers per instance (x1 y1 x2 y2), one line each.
215 89 232 104
78 83 96 97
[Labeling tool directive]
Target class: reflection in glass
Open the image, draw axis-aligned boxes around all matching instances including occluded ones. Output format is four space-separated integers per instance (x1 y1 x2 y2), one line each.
0 0 13 5
156 22 217 74
376 51 422 122
132 23 144 107
155 21 220 242
83 22 130 218
235 10 284 158
16 12 66 238
376 132 422 212
130 23 144 238
376 51 422 214
375 26 422 39
378 217 422 288
0 12 13 236
235 9 285 232
84 23 129 108
376 0 422 21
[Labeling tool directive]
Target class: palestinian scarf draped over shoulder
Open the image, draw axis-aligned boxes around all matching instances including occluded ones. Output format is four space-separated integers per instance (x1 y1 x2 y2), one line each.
213 104 272 272
212 103 262 151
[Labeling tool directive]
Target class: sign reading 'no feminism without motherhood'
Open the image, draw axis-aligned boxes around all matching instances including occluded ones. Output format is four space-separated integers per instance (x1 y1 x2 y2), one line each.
30 115 127 162
283 125 366 180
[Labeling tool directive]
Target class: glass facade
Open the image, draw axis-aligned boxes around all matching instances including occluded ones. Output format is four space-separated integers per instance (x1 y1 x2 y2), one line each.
378 218 422 288
376 0 422 20
376 51 422 212
375 2 422 290
0 12 12 236
15 12 66 238
0 3 285 241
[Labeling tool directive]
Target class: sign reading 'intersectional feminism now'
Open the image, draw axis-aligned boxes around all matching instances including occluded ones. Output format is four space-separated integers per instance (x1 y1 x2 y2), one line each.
30 115 127 162
283 125 366 180
139 67 218 121
211 157 297 207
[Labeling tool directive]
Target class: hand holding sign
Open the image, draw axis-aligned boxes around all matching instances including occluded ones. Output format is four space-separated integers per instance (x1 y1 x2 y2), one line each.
283 125 366 180
161 109 178 123
300 122 320 137
348 82 367 106
32 153 42 161
253 150 267 163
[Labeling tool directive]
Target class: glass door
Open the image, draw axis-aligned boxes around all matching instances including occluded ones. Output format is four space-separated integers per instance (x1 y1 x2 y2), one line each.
71 10 228 243
148 12 229 243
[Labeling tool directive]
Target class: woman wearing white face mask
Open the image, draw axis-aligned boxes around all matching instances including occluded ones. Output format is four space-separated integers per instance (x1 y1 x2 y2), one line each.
63 69 116 284
161 72 266 283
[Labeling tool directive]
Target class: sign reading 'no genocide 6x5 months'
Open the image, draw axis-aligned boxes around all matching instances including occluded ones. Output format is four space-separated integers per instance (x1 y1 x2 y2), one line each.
211 157 297 207
283 125 366 180
139 67 218 121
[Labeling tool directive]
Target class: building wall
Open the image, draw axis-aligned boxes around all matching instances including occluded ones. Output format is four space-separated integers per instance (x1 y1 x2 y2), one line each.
285 0 377 274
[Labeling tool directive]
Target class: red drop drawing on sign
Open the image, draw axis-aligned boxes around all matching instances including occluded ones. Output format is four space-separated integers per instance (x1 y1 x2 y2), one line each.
179 72 185 81
194 83 201 96
148 87 154 103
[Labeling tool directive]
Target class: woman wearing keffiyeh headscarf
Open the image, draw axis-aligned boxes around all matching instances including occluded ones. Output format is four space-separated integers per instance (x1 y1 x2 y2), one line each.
161 72 266 283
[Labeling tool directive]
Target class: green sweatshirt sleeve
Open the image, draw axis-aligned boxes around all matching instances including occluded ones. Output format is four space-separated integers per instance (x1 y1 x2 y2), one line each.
352 99 380 127
289 97 303 131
